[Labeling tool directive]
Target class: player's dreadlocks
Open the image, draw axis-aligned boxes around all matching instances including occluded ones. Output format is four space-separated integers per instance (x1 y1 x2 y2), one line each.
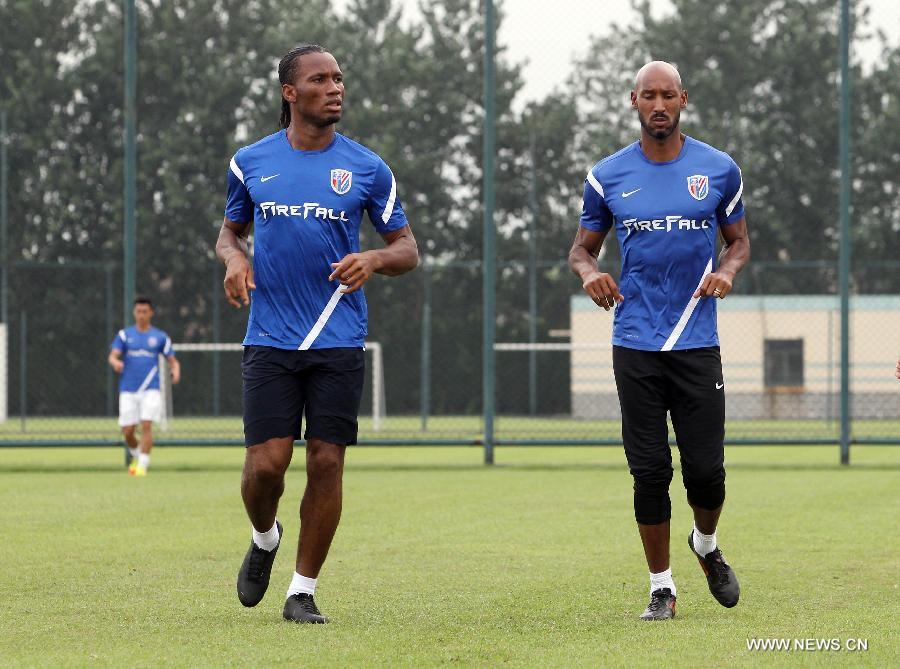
278 43 327 129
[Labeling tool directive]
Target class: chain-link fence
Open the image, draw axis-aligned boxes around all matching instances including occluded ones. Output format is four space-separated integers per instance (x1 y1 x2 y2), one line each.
1 258 896 447
0 0 897 453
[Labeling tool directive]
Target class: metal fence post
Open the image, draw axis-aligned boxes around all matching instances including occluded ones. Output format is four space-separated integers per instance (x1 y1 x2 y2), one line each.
528 130 538 416
0 110 8 326
212 262 221 416
838 0 851 465
19 311 26 432
420 261 431 431
105 264 114 417
122 0 137 325
482 0 496 465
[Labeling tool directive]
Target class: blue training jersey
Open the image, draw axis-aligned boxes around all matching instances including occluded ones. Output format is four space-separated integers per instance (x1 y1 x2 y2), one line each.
110 326 174 392
224 130 409 350
580 136 746 351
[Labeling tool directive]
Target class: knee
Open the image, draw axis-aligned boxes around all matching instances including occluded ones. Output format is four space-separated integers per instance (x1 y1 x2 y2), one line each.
683 467 726 510
632 469 673 525
245 442 291 485
306 442 344 483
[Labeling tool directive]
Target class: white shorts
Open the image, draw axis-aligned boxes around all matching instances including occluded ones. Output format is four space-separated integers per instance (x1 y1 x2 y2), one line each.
118 390 162 427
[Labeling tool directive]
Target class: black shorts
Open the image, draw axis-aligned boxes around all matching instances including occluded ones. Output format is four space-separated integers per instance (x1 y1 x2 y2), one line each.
241 346 365 447
612 345 725 488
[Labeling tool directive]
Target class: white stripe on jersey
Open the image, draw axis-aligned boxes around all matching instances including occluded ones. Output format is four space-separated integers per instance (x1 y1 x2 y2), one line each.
118 329 127 342
381 171 397 224
661 258 713 351
163 336 173 356
299 285 347 350
586 170 604 197
137 365 159 392
725 173 743 217
230 156 245 184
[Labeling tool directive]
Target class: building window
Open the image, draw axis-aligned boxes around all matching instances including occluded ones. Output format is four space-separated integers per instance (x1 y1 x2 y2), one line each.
764 338 804 388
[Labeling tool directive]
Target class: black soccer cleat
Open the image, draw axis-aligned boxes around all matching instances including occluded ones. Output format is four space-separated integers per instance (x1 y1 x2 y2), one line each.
688 531 740 608
236 521 282 607
639 588 677 620
283 593 329 624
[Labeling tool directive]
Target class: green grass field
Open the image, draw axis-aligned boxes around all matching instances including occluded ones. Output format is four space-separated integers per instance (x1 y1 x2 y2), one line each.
2 445 898 667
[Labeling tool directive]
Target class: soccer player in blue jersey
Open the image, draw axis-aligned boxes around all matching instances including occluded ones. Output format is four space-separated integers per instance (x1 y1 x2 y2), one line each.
108 297 180 477
216 44 418 624
568 61 750 620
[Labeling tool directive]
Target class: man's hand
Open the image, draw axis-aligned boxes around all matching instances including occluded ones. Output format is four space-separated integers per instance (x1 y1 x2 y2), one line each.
329 252 379 294
582 270 624 312
110 359 124 374
224 255 255 308
895 357 899 380
694 270 734 299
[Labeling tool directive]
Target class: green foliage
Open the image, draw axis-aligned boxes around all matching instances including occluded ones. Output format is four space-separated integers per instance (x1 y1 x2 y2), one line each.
0 0 897 417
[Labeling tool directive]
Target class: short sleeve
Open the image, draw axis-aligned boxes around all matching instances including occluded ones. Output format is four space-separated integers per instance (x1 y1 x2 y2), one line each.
365 158 408 234
224 153 253 224
579 169 613 231
717 160 744 225
111 329 126 352
161 335 173 357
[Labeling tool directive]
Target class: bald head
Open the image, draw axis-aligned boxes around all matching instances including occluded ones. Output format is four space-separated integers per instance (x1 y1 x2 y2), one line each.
631 61 687 143
634 61 682 91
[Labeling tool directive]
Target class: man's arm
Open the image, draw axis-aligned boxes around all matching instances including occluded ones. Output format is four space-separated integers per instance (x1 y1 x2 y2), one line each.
328 225 418 294
568 226 623 312
215 218 255 308
108 348 124 374
694 217 750 298
167 355 181 385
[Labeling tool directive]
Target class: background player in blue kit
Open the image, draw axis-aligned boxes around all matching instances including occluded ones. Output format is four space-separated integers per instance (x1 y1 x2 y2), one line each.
108 297 180 477
216 44 418 624
568 61 750 620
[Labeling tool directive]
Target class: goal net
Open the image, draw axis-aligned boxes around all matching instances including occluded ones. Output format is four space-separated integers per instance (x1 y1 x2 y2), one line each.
158 342 386 435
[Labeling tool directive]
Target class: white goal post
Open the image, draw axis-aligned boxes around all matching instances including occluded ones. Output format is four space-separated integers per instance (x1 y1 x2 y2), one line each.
158 342 385 432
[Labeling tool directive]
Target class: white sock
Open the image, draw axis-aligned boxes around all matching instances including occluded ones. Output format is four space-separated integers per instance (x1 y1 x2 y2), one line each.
138 452 150 469
692 524 717 557
649 568 676 596
129 447 139 460
252 520 280 552
287 572 317 597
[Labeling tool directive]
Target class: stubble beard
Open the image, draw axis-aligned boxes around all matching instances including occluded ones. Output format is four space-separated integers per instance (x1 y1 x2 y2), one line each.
640 108 680 140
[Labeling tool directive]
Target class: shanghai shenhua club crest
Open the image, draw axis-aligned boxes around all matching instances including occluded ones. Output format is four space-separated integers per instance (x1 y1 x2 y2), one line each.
330 169 352 195
687 174 709 201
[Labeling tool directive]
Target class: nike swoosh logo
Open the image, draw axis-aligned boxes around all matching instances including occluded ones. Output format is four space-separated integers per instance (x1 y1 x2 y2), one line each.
716 382 724 389
622 188 641 198
260 174 280 182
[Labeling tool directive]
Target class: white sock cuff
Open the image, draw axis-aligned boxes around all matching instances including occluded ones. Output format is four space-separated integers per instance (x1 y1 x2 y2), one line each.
693 524 716 540
649 568 676 596
287 572 317 597
692 524 718 557
252 519 280 551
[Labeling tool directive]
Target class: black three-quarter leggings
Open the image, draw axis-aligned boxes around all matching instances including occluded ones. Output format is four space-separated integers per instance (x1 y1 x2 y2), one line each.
612 345 726 525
